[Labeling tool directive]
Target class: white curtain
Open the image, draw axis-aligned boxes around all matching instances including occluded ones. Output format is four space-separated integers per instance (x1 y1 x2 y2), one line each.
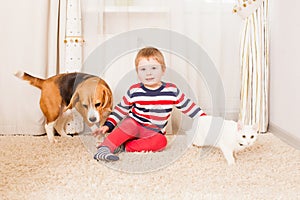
235 0 269 132
0 0 64 135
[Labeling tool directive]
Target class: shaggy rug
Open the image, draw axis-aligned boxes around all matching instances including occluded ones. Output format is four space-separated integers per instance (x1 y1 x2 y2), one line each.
0 133 299 200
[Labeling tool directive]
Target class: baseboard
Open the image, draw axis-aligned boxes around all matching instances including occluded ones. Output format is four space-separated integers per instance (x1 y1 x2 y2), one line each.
269 122 300 150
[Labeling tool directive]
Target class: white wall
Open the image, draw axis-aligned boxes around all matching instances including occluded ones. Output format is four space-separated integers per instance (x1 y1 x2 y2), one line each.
82 0 242 119
269 0 300 142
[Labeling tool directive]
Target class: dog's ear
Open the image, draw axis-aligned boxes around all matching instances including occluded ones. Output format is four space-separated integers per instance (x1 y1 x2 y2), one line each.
101 86 113 111
65 92 79 111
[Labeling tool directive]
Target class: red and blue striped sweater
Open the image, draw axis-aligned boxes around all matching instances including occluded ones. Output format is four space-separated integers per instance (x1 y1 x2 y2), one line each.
104 82 206 134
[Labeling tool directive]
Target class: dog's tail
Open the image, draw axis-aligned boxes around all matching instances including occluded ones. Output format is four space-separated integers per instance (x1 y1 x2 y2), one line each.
14 71 44 89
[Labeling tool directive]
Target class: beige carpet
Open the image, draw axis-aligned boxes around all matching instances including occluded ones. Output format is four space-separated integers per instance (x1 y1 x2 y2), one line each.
1 133 299 200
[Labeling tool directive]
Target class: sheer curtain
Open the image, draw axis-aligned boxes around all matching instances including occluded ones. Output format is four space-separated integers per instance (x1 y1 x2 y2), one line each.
234 0 269 132
0 0 64 135
81 0 241 133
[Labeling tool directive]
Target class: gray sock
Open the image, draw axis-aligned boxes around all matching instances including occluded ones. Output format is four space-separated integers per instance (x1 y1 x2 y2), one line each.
94 146 119 162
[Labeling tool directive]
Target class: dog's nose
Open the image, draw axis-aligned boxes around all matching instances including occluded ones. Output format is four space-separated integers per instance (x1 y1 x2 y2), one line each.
89 116 97 123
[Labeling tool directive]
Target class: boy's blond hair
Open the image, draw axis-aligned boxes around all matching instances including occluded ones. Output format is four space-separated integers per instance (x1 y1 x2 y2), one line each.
135 47 166 71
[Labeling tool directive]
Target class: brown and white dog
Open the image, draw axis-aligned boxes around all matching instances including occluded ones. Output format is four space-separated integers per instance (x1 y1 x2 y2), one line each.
15 71 113 143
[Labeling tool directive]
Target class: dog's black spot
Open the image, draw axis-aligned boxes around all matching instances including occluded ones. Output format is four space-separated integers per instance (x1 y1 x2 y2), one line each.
57 73 96 105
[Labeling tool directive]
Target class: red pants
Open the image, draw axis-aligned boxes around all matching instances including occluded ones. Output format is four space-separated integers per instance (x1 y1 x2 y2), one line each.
101 117 167 153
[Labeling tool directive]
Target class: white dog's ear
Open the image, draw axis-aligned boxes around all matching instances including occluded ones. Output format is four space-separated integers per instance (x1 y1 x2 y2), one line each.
65 92 79 111
237 120 244 131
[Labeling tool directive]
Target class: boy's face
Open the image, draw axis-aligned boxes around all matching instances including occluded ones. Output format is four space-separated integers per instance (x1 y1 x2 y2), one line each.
137 57 165 89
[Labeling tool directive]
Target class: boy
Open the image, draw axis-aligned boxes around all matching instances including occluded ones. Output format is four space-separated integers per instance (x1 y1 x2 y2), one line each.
93 47 206 161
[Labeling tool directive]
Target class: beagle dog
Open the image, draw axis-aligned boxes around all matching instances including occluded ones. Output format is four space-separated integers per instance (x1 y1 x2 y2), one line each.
15 71 113 143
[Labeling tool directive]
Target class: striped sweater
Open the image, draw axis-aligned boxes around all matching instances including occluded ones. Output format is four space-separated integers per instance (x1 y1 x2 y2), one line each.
104 82 205 134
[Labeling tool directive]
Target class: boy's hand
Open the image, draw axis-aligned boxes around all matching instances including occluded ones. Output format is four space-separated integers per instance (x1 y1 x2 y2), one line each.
93 125 109 136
